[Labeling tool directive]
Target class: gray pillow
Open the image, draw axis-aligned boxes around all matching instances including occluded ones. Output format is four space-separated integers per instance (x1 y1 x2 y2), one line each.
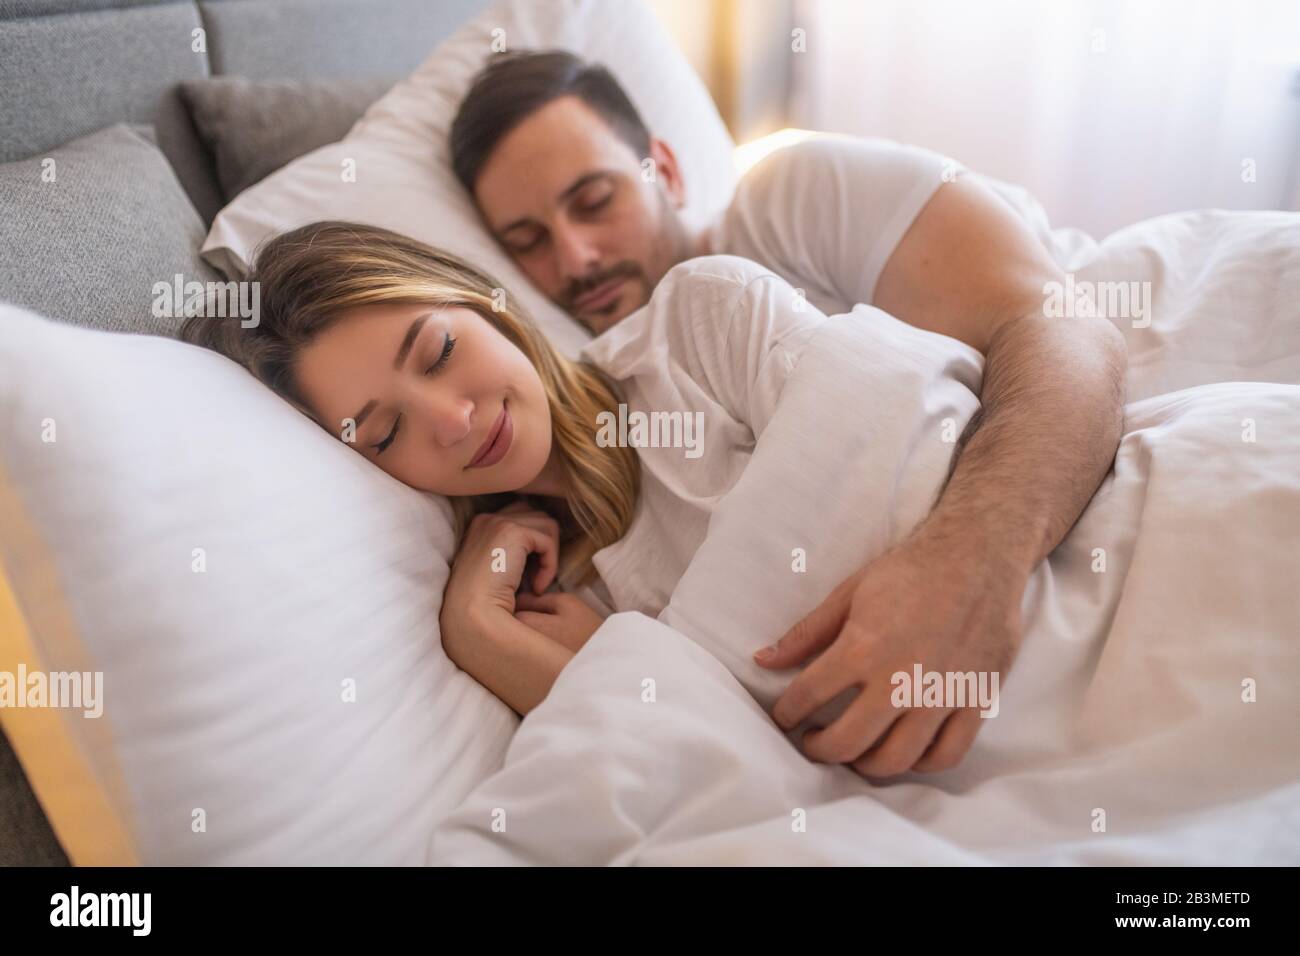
178 75 398 201
0 123 222 337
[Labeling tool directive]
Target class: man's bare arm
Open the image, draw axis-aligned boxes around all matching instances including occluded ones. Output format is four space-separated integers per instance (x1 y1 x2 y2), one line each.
761 175 1127 776
873 175 1128 574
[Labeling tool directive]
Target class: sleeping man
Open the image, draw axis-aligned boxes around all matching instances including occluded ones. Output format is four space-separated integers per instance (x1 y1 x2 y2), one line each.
446 50 1129 777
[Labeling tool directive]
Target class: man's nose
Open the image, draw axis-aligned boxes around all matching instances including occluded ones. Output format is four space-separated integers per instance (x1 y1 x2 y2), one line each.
552 222 601 280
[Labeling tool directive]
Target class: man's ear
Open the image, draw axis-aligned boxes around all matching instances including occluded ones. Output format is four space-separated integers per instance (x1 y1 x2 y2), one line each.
649 137 687 209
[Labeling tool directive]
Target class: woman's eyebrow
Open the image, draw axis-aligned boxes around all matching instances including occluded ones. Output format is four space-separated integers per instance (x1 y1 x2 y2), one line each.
348 311 434 428
392 312 432 370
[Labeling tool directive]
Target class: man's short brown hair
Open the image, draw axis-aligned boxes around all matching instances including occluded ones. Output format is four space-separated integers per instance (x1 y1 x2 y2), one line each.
450 50 652 193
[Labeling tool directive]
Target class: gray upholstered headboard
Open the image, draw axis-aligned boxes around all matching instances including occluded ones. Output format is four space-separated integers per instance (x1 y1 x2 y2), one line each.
0 0 487 867
0 0 487 224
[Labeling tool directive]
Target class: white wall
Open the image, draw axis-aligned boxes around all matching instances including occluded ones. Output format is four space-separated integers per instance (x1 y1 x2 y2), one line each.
787 0 1300 236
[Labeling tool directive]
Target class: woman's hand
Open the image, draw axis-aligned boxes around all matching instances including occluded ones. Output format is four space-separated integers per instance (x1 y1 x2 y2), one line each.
440 501 560 647
438 502 574 717
514 592 606 655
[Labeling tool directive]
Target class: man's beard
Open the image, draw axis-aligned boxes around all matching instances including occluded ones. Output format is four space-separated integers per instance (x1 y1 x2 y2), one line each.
560 192 692 333
561 260 648 332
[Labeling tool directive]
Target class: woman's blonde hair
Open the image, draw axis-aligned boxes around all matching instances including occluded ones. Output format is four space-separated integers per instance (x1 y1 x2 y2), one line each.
180 220 639 586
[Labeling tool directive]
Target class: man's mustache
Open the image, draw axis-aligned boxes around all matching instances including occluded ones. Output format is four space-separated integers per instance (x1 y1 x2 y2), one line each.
562 262 644 313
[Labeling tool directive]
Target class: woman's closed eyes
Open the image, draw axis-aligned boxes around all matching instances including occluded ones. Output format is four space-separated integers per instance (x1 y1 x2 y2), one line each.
371 333 458 455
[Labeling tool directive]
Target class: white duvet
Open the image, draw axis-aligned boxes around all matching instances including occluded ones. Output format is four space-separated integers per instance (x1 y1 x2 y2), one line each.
428 209 1300 866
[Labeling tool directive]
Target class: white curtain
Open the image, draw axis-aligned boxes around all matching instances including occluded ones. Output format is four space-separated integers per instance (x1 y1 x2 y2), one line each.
789 0 1300 236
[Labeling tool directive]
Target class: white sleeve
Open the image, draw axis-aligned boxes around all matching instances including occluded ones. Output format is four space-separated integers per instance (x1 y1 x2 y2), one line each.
665 256 829 440
580 255 830 441
713 135 961 311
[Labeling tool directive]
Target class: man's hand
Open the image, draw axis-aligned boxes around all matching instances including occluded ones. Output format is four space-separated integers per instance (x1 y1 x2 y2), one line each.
754 173 1124 778
756 531 1023 777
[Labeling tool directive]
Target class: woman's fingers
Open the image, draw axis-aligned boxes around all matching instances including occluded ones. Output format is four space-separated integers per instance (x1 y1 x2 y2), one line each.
488 505 561 593
464 508 561 595
456 513 558 601
512 523 559 595
515 591 560 612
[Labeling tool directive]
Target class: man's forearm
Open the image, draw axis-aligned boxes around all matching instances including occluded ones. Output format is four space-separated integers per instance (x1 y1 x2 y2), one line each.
917 310 1127 578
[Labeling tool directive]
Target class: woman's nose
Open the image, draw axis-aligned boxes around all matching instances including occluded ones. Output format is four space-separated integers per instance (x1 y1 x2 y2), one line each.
422 393 474 448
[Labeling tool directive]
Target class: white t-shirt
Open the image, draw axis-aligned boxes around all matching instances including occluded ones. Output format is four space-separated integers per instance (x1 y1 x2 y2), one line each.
576 254 828 617
572 137 966 615
703 134 964 315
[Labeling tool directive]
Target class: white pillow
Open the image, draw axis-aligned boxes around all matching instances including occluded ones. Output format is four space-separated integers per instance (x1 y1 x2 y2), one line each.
0 304 516 864
201 0 738 358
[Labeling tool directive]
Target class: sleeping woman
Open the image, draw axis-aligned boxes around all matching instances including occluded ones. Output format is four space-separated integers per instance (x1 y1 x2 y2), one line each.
181 219 969 719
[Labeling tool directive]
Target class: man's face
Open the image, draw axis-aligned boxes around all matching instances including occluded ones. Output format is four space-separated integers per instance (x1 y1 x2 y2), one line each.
472 95 692 334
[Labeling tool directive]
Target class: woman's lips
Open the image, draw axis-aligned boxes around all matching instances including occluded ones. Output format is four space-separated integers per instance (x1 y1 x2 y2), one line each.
466 402 512 469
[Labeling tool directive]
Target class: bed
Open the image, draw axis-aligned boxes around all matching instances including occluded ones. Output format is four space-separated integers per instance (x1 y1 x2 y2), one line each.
2 0 1297 866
